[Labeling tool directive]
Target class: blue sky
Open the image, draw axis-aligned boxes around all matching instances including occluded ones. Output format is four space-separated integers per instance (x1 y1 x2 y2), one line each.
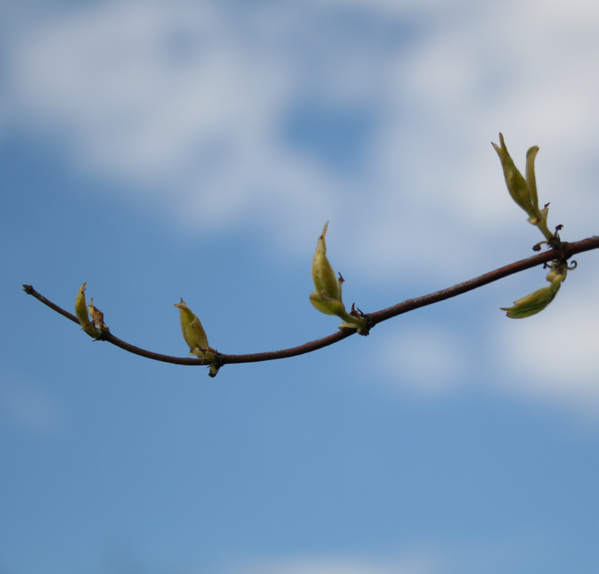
2 0 599 572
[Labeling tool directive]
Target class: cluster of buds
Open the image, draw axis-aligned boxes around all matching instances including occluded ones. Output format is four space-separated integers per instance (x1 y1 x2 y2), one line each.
309 222 367 334
73 135 576 371
493 133 574 318
74 282 106 337
75 283 220 375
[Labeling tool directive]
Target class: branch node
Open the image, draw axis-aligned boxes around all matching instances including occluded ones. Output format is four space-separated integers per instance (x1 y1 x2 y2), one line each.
208 354 224 378
350 303 374 336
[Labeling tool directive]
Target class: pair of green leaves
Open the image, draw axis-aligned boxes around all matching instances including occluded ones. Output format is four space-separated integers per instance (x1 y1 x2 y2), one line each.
492 133 553 242
74 282 105 337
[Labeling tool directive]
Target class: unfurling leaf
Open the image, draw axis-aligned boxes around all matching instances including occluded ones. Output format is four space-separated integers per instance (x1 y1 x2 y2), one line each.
492 133 536 218
501 281 561 318
501 262 567 319
525 145 540 210
74 283 99 337
174 299 215 361
88 297 106 331
311 222 342 302
492 133 555 242
309 222 366 333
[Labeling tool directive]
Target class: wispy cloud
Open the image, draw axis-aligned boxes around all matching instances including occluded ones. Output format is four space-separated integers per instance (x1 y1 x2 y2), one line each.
6 0 598 267
217 531 561 574
220 551 437 574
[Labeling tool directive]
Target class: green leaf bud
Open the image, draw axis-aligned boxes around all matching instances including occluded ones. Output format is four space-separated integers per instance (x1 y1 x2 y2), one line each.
545 265 567 283
74 282 100 337
309 223 366 333
501 280 562 318
525 145 540 210
311 222 342 301
492 133 536 218
309 290 346 316
88 297 106 331
174 298 215 360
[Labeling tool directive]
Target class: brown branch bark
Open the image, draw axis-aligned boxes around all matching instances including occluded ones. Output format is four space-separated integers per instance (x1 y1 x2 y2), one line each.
24 235 599 371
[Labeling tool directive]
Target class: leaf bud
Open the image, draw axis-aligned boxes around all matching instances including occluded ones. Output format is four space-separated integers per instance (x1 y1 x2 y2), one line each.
74 282 99 337
501 281 562 319
88 298 106 331
492 133 537 218
311 222 342 301
174 299 215 360
309 223 366 333
501 260 567 320
525 145 540 210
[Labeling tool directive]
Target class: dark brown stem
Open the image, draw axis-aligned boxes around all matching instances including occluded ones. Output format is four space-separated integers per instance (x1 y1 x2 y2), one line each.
24 235 599 370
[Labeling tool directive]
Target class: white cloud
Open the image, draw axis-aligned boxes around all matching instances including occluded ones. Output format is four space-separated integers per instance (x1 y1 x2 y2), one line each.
6 0 598 269
215 532 558 574
220 553 437 574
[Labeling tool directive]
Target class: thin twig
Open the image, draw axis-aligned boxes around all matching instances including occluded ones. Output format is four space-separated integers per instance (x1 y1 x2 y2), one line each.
24 235 599 370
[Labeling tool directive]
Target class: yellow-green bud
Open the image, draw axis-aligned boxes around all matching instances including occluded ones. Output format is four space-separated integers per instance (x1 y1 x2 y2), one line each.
74 282 99 337
174 298 215 360
309 222 366 333
88 298 106 331
311 222 342 301
309 290 346 317
502 259 568 319
492 133 537 218
545 266 567 283
501 280 562 318
525 145 540 211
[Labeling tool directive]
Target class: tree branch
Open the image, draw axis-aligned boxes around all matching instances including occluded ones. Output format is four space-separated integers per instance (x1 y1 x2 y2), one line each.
24 235 599 370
